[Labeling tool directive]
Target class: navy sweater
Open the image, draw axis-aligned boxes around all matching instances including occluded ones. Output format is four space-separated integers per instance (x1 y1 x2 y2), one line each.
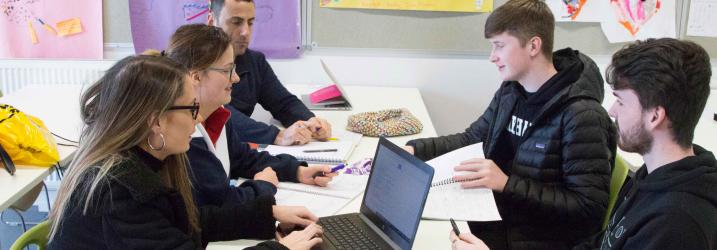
187 114 307 208
230 49 315 144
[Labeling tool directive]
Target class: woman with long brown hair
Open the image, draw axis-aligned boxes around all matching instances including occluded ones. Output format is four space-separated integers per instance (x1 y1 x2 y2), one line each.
159 23 336 210
47 54 322 249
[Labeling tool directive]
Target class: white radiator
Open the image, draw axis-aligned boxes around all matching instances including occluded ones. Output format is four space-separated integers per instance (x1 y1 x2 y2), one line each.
0 60 117 95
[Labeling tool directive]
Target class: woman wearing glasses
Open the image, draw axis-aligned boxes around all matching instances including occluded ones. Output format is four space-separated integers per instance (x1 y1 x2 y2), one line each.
160 24 337 210
47 54 322 249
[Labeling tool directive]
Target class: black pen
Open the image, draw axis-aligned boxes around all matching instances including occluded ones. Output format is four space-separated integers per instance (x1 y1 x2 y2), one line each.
450 218 461 236
302 149 338 153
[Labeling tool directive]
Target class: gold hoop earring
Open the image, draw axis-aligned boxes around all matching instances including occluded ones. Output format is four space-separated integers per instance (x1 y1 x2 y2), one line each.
148 133 165 151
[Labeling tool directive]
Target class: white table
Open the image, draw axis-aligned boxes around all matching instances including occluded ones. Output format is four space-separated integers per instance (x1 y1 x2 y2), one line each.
0 83 459 249
602 91 717 170
0 85 83 212
208 85 465 250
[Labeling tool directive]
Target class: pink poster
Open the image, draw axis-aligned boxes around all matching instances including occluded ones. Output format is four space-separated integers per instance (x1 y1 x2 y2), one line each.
0 0 103 59
129 0 301 58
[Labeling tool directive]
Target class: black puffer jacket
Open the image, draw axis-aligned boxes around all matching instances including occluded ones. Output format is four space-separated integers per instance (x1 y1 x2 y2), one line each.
407 49 617 249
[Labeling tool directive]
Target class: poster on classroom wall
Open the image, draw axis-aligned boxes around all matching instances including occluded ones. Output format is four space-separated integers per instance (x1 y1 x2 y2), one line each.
546 0 608 22
320 0 494 13
546 0 675 43
600 0 675 43
0 0 103 59
129 0 301 58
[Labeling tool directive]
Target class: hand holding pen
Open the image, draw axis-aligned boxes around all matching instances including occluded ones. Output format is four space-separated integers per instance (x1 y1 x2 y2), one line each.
297 164 341 187
449 218 489 250
312 163 345 178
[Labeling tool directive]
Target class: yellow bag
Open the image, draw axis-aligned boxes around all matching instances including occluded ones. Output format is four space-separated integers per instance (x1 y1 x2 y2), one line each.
0 104 59 167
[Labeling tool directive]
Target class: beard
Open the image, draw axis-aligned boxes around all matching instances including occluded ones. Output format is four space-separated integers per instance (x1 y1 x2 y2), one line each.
616 119 653 155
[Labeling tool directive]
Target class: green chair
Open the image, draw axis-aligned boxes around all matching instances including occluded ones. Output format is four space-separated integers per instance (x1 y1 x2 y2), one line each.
10 220 50 250
602 154 630 229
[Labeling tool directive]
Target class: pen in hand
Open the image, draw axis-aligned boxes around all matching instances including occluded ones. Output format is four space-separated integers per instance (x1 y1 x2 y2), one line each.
450 218 461 236
312 163 346 178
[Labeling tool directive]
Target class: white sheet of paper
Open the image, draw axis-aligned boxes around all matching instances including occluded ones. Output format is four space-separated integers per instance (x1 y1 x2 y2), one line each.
547 0 610 22
278 174 369 199
275 188 351 217
423 183 502 221
687 0 717 37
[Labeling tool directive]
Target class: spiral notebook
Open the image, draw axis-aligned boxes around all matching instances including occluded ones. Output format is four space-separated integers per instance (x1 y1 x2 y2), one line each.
262 131 362 165
421 143 501 221
427 143 486 187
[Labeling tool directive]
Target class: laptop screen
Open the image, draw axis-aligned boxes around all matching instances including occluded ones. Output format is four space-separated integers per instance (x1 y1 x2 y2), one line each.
361 138 434 249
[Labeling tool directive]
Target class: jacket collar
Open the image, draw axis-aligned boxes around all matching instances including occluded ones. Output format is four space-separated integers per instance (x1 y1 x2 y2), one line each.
110 147 171 203
500 48 603 124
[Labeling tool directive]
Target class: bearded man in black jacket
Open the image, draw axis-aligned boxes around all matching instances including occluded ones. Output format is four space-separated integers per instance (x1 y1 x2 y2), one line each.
571 38 716 250
405 0 617 249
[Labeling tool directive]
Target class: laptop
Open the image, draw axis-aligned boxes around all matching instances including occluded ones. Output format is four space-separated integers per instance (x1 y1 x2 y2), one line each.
301 60 353 110
316 137 434 250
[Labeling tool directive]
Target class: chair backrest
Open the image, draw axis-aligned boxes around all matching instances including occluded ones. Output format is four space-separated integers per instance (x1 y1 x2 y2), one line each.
10 220 50 250
602 154 630 229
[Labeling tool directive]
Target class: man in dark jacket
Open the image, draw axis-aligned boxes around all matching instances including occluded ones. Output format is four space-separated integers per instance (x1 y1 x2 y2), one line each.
208 0 332 145
570 38 716 250
406 1 617 249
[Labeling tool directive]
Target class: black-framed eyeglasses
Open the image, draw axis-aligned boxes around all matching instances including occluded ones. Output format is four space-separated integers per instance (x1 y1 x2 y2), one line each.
168 99 200 120
207 63 236 80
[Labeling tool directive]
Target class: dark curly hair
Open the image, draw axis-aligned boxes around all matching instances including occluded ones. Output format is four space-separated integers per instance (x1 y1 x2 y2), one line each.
606 38 712 148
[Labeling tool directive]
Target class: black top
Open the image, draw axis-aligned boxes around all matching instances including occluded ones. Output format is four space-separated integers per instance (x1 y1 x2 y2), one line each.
576 145 717 250
48 147 287 250
229 49 315 144
495 49 584 175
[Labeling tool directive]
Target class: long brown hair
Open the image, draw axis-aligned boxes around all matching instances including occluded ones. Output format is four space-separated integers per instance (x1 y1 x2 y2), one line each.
49 55 200 239
146 23 231 72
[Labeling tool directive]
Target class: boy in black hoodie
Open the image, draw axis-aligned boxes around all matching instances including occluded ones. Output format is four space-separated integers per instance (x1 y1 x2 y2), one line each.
453 38 717 250
577 38 716 249
406 0 617 249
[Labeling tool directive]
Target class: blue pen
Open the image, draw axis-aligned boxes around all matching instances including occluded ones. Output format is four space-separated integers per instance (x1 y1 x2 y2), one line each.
312 163 345 178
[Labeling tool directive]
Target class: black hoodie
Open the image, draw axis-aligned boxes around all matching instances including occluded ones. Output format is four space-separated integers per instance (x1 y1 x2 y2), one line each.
497 48 585 172
577 145 717 249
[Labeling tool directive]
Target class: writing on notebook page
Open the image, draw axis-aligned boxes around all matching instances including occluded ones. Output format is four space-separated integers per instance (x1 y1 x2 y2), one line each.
422 143 502 221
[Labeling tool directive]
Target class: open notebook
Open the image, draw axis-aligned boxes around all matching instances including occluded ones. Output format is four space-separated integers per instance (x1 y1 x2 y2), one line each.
422 143 502 221
262 130 362 165
237 174 368 217
274 174 370 217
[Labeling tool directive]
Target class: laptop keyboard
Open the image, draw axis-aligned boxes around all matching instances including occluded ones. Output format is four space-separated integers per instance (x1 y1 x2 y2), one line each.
320 216 381 249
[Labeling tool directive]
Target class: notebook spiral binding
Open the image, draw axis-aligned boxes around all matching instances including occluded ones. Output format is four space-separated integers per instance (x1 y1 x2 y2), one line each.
430 177 479 187
298 156 344 165
431 177 457 187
